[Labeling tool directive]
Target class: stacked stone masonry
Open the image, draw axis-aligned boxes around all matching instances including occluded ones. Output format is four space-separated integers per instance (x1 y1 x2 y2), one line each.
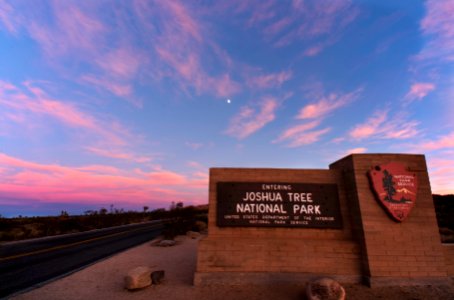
195 154 452 287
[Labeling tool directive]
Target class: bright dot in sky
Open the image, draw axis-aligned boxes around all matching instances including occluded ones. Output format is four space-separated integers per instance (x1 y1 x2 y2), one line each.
227 99 231 104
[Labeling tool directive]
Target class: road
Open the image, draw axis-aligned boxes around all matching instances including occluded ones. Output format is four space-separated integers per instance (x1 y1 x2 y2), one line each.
0 221 164 298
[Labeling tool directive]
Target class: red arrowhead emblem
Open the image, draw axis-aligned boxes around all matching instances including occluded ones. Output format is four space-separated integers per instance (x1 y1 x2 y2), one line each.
368 162 417 222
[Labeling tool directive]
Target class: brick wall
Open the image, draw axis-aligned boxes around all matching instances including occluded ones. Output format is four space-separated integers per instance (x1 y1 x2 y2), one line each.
330 154 449 286
195 168 362 285
195 154 450 286
443 245 454 276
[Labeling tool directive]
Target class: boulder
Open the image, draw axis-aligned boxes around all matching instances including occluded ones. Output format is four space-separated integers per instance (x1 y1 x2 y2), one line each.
158 239 176 247
186 231 201 239
306 277 345 300
151 270 165 284
124 266 152 290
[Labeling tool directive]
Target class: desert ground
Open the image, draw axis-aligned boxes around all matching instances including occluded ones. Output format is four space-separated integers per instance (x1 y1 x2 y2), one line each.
12 235 454 300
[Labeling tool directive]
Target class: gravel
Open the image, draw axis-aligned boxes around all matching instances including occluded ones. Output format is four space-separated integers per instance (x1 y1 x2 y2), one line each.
13 235 454 300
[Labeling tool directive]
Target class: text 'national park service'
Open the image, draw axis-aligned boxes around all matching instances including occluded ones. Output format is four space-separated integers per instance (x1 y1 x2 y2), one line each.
217 182 342 228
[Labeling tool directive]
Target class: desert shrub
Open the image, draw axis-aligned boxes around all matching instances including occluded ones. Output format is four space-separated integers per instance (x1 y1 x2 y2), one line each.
193 220 207 232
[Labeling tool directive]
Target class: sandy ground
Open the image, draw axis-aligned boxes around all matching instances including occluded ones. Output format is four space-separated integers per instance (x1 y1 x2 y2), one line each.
12 235 454 300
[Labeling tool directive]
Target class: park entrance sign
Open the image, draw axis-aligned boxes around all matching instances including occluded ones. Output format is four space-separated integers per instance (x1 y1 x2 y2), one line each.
217 182 342 228
195 154 451 288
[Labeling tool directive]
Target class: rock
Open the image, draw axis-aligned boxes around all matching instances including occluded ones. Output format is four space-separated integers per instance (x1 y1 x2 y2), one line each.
151 270 165 284
186 231 201 239
158 239 176 247
306 277 346 300
124 266 152 290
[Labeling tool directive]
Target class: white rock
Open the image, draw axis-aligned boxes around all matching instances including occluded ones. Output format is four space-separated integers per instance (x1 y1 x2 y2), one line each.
124 266 152 290
158 239 176 247
306 277 346 300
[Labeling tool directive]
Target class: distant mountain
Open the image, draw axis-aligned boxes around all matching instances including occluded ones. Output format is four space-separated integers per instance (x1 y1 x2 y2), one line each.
396 188 415 195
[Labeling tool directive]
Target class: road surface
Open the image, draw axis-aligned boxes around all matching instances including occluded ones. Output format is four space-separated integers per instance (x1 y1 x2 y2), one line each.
0 221 164 298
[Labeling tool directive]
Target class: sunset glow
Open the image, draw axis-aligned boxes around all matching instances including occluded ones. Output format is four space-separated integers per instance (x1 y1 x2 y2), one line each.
0 0 453 216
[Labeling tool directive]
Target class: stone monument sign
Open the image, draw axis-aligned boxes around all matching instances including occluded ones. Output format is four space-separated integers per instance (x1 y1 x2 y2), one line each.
194 154 453 287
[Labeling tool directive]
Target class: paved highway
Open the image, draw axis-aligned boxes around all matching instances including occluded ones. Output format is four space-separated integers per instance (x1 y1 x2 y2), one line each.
0 221 164 298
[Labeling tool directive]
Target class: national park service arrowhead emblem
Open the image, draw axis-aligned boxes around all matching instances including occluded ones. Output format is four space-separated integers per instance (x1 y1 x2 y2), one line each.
368 162 417 222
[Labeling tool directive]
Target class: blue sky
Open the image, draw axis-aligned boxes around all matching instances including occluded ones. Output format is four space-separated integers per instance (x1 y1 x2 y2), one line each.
0 0 453 217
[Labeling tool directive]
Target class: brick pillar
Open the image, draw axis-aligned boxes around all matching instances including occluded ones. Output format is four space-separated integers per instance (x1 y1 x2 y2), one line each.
330 154 449 286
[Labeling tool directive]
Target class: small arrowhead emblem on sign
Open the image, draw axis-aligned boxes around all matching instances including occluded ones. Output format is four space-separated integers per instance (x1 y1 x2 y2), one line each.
368 162 418 222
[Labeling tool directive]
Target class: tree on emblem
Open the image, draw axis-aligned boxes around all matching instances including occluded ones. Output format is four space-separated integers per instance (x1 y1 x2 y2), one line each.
382 169 396 202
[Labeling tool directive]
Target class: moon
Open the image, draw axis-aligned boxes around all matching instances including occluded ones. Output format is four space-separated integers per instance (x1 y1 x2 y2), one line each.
227 99 231 104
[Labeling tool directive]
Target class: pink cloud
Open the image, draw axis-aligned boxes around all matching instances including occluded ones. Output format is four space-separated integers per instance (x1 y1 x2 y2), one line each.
155 40 240 98
419 0 454 62
414 131 454 151
147 171 187 185
0 152 207 206
404 82 436 103
263 16 293 37
0 81 136 147
0 1 20 34
274 120 330 147
225 97 279 139
427 157 454 194
349 112 386 139
339 147 367 158
95 48 144 79
85 147 152 163
162 1 202 41
297 88 362 119
241 0 359 53
245 0 276 26
1 82 96 129
0 80 18 91
187 161 204 169
3 2 144 102
303 45 324 57
349 109 419 140
247 70 293 89
80 75 141 106
348 147 367 154
26 2 106 57
133 0 241 99
185 142 204 150
275 120 320 141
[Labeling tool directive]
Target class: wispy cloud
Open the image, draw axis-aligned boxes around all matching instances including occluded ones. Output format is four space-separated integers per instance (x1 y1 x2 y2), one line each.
225 97 279 139
135 0 241 98
404 82 436 103
252 0 359 53
334 147 368 160
413 131 454 151
273 120 330 147
28 2 106 57
0 0 20 34
1 2 145 103
418 0 454 63
274 87 361 147
0 81 139 150
0 152 206 206
247 70 293 90
349 109 419 140
297 88 362 119
85 147 152 163
185 142 204 150
348 147 367 154
210 0 359 56
427 157 454 194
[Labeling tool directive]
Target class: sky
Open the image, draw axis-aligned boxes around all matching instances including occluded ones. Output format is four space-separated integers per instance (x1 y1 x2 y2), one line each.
0 0 453 217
